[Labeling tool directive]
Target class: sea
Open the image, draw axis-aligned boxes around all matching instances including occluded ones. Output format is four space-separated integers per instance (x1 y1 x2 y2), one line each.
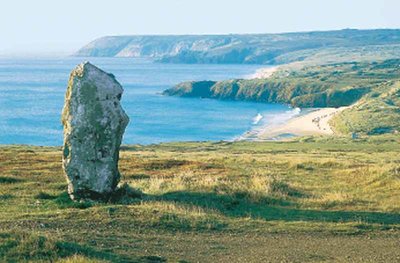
0 57 300 146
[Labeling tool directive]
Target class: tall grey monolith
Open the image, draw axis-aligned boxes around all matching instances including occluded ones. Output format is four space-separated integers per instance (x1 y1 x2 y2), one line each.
61 62 129 200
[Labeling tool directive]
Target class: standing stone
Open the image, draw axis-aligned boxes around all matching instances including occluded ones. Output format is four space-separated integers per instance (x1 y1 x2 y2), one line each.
61 62 129 200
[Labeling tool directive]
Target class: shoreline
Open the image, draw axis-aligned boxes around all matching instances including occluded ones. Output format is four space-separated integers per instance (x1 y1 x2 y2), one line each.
255 106 349 140
241 65 348 141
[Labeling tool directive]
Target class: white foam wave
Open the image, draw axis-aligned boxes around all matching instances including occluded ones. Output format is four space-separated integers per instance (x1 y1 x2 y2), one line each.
236 107 302 141
252 113 263 124
292 107 301 115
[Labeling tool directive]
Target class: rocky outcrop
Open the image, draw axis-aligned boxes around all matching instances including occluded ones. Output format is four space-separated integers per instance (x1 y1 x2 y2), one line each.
61 62 129 201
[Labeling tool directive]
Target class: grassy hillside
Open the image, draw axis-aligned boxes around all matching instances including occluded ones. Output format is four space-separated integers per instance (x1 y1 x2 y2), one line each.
164 59 400 107
331 81 400 134
273 44 400 66
75 29 400 65
1 137 400 262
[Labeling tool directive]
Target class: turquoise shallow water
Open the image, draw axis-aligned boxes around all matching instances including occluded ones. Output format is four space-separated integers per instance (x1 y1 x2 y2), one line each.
0 57 298 146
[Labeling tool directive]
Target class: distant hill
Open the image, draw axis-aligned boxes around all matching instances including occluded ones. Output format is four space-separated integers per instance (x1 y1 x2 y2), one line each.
74 29 400 64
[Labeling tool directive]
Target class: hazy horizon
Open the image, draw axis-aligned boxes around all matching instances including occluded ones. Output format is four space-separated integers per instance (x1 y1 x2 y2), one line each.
1 0 399 56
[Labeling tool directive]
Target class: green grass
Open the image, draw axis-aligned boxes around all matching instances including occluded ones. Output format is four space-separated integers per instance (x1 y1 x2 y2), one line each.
331 81 400 134
0 136 399 261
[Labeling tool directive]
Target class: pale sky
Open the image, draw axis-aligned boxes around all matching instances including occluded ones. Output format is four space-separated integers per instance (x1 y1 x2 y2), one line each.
0 0 399 56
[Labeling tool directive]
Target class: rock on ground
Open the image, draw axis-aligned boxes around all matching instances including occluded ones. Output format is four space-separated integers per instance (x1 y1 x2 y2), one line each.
61 62 129 200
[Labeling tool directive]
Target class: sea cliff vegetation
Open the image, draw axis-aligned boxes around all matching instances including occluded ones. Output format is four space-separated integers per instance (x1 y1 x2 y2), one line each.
164 59 400 135
1 136 399 262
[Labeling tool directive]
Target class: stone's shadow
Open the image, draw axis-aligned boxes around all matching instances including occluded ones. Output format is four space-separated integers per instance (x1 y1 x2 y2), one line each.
41 188 399 225
37 183 143 209
153 191 400 226
108 183 143 203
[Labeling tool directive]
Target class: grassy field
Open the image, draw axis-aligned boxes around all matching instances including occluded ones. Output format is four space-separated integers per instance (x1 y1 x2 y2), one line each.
0 136 399 262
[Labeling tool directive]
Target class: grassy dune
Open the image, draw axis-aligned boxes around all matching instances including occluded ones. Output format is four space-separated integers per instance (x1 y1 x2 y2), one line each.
1 136 400 262
331 81 400 134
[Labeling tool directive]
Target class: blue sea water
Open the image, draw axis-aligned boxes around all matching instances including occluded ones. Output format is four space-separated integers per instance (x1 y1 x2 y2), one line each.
0 57 298 146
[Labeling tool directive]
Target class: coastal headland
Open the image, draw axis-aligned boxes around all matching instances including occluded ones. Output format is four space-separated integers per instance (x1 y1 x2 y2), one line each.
164 59 400 138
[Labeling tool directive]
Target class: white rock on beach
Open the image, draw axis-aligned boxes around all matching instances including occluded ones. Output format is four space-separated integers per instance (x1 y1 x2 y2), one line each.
61 62 129 200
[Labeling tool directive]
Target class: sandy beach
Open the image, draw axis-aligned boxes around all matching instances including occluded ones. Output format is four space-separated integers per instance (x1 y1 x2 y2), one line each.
242 66 349 140
258 107 349 140
247 66 279 79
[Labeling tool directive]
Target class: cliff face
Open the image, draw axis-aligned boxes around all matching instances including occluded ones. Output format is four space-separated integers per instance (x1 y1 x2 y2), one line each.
163 81 217 98
163 79 369 108
74 29 400 64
